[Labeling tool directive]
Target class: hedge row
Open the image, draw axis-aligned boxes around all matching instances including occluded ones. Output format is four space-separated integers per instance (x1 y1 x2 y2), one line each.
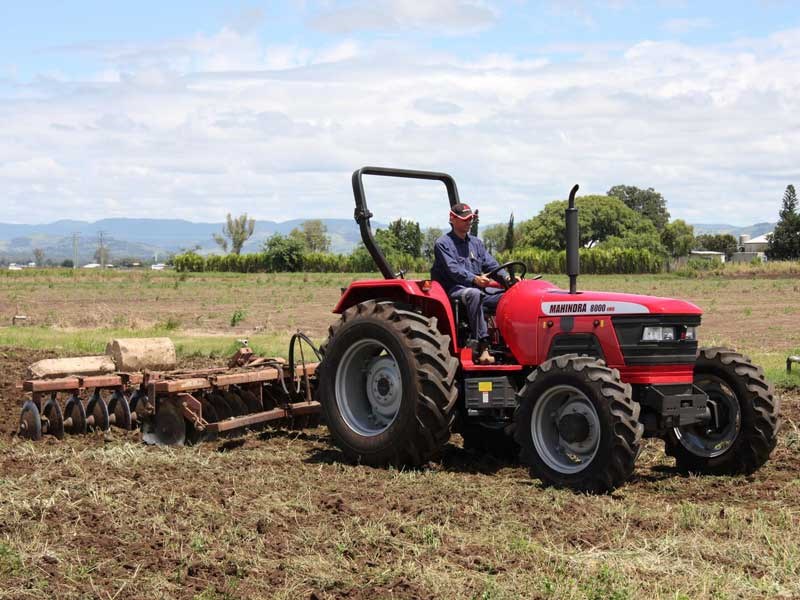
497 247 664 275
174 247 664 274
173 251 429 274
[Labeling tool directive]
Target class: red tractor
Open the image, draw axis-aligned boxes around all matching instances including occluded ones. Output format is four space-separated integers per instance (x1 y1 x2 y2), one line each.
318 167 781 492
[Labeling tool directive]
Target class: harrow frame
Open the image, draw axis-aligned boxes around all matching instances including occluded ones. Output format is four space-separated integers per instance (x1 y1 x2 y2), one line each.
18 358 321 444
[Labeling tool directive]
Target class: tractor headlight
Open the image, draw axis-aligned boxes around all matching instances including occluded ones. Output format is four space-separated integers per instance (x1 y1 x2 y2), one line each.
641 325 698 341
642 326 675 342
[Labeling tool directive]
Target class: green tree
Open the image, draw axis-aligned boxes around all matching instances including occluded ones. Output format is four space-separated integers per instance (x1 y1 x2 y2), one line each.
661 220 695 258
607 185 670 230
263 233 305 271
694 233 738 258
60 259 74 268
214 213 255 255
504 212 515 251
481 223 507 254
603 228 666 254
517 195 662 252
421 227 443 260
93 246 110 266
387 219 422 257
375 228 402 254
290 219 330 253
33 248 45 267
767 185 800 260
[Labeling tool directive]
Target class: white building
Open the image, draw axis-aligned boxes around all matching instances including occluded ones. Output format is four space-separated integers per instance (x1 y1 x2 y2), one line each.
689 250 726 263
741 233 771 253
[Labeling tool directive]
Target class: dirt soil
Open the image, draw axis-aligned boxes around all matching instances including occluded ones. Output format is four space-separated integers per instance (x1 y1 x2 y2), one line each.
3 272 798 354
1 347 798 599
0 347 57 433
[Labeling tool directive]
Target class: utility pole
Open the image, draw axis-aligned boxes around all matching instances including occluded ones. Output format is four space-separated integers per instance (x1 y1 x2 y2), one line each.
97 231 107 268
72 232 80 269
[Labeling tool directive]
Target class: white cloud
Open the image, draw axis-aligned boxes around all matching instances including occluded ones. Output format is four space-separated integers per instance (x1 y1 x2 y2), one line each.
414 98 463 115
1 25 799 227
310 0 497 34
662 17 713 35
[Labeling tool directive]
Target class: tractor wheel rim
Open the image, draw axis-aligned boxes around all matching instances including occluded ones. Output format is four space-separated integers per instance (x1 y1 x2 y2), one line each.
531 385 601 474
335 338 402 437
674 376 741 458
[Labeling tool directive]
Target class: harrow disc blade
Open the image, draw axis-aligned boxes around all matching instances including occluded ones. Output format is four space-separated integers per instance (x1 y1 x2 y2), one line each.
19 400 42 441
42 397 65 439
142 399 186 446
194 396 219 443
128 390 144 428
86 394 110 432
200 396 219 423
238 389 263 413
223 390 248 416
108 391 132 430
261 388 279 411
64 396 88 435
289 413 321 430
209 391 233 421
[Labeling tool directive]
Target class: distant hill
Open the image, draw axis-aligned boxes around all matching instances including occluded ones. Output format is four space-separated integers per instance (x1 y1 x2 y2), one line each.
692 222 776 237
0 216 779 264
0 218 385 263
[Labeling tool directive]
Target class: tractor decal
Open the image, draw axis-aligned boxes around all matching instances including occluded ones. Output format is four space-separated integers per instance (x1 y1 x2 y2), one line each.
542 301 650 316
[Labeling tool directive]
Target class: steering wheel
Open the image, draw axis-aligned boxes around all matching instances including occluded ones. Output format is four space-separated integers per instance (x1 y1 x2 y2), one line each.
483 261 535 290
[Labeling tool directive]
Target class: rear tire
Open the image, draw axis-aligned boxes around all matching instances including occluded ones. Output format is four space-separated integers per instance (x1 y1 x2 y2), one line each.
665 347 780 475
514 355 643 493
319 300 458 467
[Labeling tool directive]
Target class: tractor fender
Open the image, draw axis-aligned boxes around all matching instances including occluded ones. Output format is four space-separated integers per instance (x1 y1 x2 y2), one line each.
334 279 459 351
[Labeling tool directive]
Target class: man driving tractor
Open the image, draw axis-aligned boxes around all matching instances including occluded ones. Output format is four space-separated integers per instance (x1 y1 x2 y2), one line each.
431 203 511 364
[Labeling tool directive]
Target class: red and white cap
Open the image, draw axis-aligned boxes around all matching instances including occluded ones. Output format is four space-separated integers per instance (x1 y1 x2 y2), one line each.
449 203 474 221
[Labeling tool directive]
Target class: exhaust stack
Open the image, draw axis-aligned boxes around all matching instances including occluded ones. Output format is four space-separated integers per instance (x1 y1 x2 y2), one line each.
566 184 580 294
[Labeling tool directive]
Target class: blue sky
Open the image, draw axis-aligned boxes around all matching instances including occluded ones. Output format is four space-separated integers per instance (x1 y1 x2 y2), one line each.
1 1 798 226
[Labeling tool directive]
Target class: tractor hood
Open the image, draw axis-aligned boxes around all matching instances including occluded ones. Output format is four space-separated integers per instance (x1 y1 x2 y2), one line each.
505 279 702 317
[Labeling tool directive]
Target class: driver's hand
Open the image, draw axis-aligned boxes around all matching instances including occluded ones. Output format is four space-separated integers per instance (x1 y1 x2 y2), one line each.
513 274 522 282
473 274 492 288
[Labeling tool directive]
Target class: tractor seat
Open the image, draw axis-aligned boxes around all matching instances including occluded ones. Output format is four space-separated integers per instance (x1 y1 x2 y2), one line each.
451 294 497 327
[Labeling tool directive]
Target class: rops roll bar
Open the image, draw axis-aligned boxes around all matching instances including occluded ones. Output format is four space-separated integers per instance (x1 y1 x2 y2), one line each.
351 166 461 279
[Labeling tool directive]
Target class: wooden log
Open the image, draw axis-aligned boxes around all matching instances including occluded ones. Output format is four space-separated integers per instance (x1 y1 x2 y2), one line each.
105 337 177 371
27 356 116 380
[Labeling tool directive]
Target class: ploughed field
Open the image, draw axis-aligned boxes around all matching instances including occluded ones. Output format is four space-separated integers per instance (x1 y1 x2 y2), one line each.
0 270 799 599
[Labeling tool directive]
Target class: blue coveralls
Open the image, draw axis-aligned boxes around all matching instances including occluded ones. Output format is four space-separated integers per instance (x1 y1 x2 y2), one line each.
430 231 507 342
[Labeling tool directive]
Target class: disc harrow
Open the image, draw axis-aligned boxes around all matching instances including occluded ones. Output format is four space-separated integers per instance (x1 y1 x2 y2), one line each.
17 341 321 446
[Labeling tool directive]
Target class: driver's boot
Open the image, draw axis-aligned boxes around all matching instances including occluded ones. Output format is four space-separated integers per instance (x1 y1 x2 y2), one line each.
474 341 495 365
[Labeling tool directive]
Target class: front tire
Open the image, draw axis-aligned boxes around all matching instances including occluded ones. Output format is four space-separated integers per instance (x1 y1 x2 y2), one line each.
665 347 780 475
514 355 643 493
318 301 458 467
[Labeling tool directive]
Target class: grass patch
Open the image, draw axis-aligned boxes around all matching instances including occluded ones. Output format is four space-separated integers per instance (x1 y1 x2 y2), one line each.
0 325 288 359
0 269 799 598
230 309 246 327
0 543 22 576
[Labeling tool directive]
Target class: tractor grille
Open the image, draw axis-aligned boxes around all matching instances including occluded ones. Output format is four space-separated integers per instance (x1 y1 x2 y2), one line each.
547 333 605 360
612 315 700 366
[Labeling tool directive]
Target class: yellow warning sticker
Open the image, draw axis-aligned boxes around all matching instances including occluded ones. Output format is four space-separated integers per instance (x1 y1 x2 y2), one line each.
478 381 493 392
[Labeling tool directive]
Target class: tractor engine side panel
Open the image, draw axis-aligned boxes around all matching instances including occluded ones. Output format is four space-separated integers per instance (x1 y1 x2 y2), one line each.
496 280 699 384
537 316 624 365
